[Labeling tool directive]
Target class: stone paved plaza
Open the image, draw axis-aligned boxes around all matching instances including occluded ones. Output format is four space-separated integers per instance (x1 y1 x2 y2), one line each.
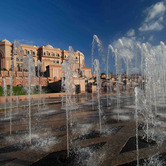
0 94 166 166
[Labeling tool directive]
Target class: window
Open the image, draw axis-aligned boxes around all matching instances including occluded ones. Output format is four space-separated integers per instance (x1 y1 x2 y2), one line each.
30 50 33 55
25 49 27 54
17 63 22 71
53 60 55 64
37 52 39 56
48 52 50 56
28 51 29 54
56 60 59 64
76 57 78 59
57 53 60 57
44 52 45 55
33 52 35 55
53 53 55 57
16 58 19 61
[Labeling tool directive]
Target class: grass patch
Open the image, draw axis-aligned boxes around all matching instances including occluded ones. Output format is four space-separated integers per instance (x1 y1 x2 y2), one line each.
0 86 40 96
0 85 58 96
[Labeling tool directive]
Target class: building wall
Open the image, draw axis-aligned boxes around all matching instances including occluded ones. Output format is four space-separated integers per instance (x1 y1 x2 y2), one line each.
0 38 92 82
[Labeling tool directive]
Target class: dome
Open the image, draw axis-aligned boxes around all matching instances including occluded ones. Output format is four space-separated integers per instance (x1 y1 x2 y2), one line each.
0 38 12 45
45 44 53 48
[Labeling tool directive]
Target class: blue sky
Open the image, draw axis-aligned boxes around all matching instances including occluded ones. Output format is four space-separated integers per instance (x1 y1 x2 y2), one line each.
0 0 165 73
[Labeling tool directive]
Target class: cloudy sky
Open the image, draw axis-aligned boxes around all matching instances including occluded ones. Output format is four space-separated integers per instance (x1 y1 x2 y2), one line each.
0 0 166 72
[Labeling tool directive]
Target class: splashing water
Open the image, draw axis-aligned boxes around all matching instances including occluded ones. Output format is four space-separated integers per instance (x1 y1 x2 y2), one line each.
3 78 7 118
16 96 19 110
92 35 103 110
106 45 112 107
62 46 78 157
37 60 43 111
23 54 36 144
135 87 140 166
143 153 165 166
94 59 102 133
9 76 13 135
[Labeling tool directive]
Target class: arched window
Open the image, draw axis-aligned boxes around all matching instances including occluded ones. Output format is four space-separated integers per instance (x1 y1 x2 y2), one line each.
56 60 59 64
0 52 3 70
28 51 30 54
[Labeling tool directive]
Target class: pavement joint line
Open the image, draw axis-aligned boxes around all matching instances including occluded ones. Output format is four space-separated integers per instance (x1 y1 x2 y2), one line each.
0 101 61 111
87 122 136 166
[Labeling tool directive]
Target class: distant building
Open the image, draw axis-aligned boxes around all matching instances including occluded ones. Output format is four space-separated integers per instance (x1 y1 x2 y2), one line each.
0 38 91 82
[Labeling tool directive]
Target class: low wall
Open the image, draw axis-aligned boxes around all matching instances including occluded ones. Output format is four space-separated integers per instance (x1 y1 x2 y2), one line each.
0 77 48 87
0 93 65 103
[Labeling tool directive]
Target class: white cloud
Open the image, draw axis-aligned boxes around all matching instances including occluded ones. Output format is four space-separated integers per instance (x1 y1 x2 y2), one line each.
139 21 164 31
139 1 166 32
145 2 166 22
127 29 135 37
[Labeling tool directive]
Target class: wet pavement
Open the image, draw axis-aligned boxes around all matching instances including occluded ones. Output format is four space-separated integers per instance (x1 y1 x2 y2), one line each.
0 93 166 165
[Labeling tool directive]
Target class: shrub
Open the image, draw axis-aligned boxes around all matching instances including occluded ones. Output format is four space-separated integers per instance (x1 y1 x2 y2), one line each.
1 68 7 71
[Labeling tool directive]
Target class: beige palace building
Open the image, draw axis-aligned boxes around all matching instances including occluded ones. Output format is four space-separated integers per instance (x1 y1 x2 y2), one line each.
0 38 92 85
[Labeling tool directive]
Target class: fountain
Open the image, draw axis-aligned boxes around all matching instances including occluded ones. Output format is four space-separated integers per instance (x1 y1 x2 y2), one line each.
91 35 103 110
1 36 166 166
93 59 102 133
3 78 7 118
61 46 78 157
37 60 42 111
109 46 122 121
106 45 114 107
135 87 140 166
9 76 13 135
23 54 36 144
132 41 166 165
16 96 19 110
